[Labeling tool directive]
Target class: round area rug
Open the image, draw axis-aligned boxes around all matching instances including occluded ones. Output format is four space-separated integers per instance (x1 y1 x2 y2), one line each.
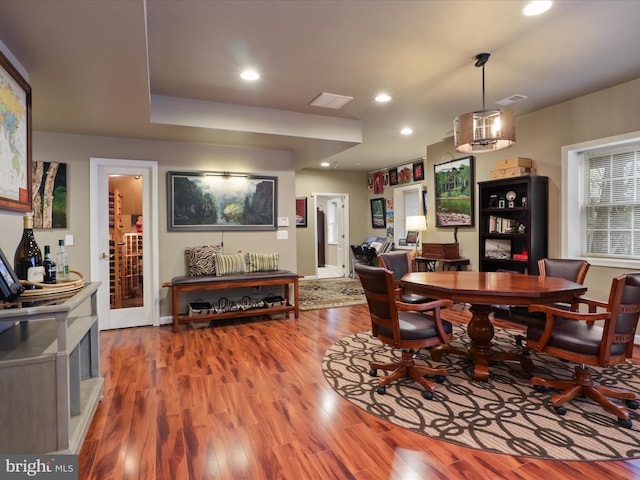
322 326 640 461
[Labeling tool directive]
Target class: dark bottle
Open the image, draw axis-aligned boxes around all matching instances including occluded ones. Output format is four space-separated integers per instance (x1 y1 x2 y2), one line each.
14 213 44 289
43 245 57 284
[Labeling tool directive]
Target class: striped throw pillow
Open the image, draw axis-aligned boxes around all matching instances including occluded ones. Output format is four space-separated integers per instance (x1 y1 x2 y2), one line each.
246 252 279 272
185 244 222 276
214 252 246 276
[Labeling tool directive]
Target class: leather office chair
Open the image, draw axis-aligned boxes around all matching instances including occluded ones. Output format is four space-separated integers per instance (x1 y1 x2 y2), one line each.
511 258 590 345
355 264 453 400
525 272 640 428
378 251 434 304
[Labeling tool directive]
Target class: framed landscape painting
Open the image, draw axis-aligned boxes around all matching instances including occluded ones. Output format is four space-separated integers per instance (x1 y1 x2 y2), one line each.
370 197 386 229
167 171 277 231
434 155 474 227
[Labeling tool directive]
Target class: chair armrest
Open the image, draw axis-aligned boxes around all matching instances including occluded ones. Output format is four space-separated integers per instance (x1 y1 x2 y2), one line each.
396 297 453 313
527 303 611 350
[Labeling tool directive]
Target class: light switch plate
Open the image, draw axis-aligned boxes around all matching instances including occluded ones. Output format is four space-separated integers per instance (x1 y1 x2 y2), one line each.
65 234 74 246
277 230 288 240
277 216 289 227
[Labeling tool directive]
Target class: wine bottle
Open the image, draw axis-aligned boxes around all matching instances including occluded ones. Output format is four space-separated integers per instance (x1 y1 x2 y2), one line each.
43 245 57 284
13 213 44 289
56 239 70 282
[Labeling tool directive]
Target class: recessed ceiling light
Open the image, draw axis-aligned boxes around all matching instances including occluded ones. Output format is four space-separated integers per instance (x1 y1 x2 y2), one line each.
240 69 260 81
375 93 392 103
320 161 330 167
523 0 553 16
400 127 413 135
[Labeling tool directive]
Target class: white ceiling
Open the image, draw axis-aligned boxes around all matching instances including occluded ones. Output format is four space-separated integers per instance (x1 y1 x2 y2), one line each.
1 0 640 172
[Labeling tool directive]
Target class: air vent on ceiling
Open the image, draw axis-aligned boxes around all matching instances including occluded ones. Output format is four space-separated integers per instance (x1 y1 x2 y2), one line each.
310 92 353 110
496 94 528 106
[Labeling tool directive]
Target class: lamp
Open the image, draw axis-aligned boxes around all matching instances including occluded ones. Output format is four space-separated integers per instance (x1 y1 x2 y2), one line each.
454 53 515 153
405 215 427 255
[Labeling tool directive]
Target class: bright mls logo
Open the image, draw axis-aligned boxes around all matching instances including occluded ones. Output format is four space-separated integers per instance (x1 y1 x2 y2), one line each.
0 455 77 479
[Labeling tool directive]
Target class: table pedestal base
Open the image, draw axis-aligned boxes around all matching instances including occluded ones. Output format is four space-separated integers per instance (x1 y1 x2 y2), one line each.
431 304 534 381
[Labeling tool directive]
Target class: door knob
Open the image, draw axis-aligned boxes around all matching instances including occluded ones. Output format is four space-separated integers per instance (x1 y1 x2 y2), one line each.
101 252 109 259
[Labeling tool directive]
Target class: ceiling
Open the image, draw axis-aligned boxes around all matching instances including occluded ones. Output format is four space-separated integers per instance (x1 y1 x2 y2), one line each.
1 0 640 173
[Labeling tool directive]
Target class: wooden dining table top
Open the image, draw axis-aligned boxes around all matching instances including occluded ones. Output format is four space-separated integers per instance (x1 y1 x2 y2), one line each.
401 270 588 306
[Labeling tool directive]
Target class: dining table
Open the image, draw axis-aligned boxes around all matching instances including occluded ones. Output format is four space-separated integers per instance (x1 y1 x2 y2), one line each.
401 270 588 381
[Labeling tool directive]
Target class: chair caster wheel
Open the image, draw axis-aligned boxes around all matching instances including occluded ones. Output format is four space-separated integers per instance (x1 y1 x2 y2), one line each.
376 386 386 395
369 369 377 377
625 399 639 410
421 390 434 400
618 418 632 429
554 406 567 416
435 375 446 384
534 385 546 393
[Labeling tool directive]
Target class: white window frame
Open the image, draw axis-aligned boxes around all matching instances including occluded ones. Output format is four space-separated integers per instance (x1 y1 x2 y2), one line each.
392 184 422 249
327 199 338 244
562 130 640 269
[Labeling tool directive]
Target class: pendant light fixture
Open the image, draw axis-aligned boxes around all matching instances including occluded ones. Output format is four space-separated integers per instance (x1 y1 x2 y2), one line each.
454 53 515 153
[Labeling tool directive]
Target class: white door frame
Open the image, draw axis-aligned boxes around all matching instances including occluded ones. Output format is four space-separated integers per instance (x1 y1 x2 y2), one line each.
89 157 160 330
312 192 350 277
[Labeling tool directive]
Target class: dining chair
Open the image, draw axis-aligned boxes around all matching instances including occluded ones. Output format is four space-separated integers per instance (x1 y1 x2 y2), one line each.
511 258 590 345
525 272 640 428
355 263 453 400
378 251 434 304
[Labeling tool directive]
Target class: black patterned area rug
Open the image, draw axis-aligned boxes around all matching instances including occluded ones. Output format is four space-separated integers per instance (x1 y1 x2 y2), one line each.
322 325 640 461
299 277 366 311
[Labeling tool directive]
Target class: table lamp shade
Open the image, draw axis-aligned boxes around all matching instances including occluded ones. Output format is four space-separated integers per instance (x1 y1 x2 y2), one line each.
406 215 427 232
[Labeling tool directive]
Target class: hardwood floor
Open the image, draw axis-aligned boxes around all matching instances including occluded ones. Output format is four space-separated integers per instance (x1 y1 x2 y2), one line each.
79 305 640 479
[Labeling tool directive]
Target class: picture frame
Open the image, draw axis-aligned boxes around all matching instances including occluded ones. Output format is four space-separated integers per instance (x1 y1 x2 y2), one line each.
370 197 386 229
388 167 398 186
295 197 307 227
485 238 511 259
32 161 67 228
405 231 418 244
434 155 474 227
413 161 424 181
0 49 32 212
167 171 277 231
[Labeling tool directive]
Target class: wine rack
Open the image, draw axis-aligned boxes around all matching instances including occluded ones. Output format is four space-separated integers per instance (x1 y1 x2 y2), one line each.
109 189 124 308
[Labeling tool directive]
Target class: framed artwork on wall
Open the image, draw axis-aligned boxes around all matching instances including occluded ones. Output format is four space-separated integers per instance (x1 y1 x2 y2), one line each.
32 161 67 228
295 197 307 227
370 197 386 229
167 171 277 231
413 161 424 181
0 49 32 212
434 155 475 227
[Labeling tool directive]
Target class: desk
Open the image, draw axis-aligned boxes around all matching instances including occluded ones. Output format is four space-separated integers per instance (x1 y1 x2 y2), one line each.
401 271 587 381
413 256 470 272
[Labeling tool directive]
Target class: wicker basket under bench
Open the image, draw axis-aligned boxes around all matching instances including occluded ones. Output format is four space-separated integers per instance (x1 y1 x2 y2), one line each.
163 270 299 332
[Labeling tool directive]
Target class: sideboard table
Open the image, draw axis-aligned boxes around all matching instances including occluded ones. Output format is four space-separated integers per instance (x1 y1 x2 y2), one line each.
413 255 470 272
0 282 103 454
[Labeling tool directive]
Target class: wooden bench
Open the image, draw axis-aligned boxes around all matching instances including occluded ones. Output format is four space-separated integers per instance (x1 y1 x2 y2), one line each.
163 270 299 332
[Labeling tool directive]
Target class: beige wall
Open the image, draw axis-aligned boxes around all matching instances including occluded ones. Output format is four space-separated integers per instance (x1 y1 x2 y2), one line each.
295 169 368 277
2 76 640 320
0 132 297 317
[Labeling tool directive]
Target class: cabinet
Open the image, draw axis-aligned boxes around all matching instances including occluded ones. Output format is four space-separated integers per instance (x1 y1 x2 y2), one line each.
478 175 548 275
0 283 103 453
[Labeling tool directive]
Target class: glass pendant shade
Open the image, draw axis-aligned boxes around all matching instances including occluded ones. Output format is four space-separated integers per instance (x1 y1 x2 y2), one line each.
454 108 515 153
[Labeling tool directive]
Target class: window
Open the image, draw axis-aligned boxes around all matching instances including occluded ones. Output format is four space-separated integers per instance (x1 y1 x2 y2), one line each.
393 184 422 248
327 199 338 244
563 131 640 268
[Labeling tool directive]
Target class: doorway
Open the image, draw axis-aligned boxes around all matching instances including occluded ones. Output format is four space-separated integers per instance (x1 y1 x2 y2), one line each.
89 158 159 330
313 193 349 278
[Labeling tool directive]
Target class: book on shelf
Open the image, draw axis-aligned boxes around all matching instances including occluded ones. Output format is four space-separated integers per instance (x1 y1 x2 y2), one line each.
488 215 519 234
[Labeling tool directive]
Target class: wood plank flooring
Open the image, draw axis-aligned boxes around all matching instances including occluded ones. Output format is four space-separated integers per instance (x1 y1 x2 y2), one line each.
79 305 640 479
